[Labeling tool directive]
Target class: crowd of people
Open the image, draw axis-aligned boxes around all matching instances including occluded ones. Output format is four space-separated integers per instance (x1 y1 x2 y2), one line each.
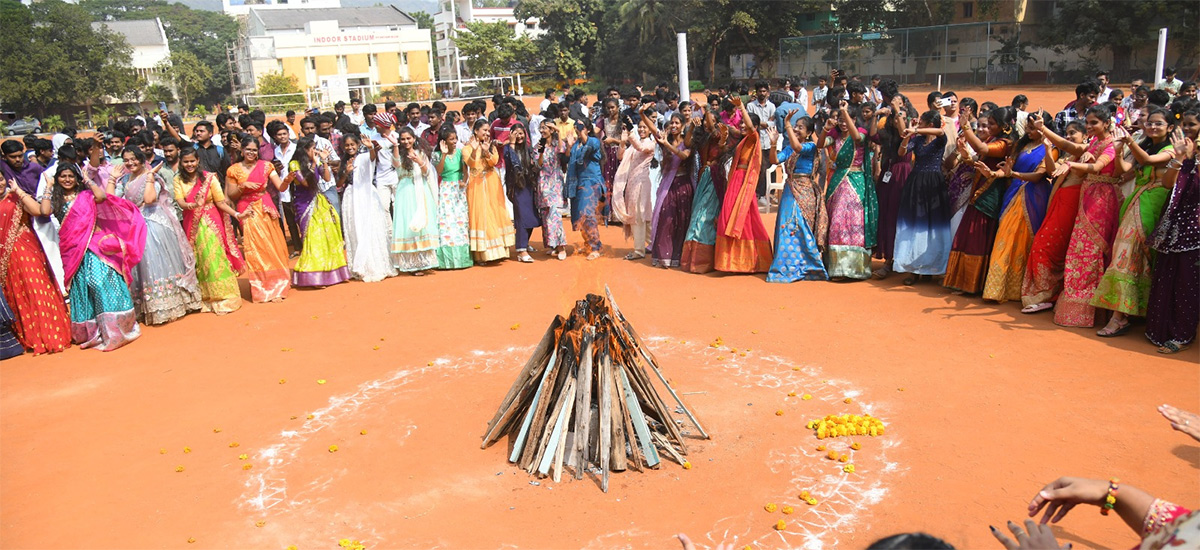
0 67 1196 357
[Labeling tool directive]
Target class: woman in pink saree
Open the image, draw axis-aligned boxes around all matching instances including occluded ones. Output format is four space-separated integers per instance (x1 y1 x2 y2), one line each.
52 163 146 351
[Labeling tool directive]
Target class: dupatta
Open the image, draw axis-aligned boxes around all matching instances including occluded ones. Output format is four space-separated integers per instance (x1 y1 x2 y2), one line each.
719 130 763 240
183 172 244 273
60 190 146 285
235 161 280 218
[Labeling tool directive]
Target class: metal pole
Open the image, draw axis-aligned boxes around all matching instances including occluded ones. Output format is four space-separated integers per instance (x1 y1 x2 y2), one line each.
517 72 523 96
1154 28 1168 84
677 33 690 103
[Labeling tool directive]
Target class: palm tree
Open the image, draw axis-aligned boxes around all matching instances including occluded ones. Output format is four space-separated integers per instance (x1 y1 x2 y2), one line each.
42 115 65 133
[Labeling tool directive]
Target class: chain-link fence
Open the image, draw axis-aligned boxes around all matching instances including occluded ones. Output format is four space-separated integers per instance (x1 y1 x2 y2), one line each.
779 22 1170 88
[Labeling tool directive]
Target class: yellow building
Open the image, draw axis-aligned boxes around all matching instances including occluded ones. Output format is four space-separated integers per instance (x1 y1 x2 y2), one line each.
237 6 433 104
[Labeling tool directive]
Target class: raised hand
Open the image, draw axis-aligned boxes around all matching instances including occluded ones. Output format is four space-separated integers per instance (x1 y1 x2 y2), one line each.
1052 161 1071 178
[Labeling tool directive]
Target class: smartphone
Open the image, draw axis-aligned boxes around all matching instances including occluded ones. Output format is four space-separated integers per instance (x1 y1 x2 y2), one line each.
936 97 954 108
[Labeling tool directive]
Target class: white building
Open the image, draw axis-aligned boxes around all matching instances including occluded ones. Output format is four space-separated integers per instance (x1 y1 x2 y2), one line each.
234 6 434 104
91 18 173 95
433 0 543 82
222 0 341 18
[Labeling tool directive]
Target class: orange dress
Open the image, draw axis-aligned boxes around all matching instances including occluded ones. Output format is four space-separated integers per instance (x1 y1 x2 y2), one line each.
0 193 70 354
226 161 291 302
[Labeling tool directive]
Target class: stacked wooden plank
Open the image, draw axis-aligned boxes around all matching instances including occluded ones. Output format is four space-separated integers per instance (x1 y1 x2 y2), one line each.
481 287 709 492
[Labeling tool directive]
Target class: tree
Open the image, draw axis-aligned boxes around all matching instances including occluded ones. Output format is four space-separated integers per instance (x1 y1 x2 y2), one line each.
255 72 305 112
455 21 540 77
1043 0 1198 81
81 0 240 106
0 1 136 117
145 83 175 106
158 51 212 111
595 0 684 83
515 0 602 81
679 0 820 82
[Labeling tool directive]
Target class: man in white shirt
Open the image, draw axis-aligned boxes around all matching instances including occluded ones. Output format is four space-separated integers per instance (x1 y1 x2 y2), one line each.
268 119 301 256
867 75 884 105
348 97 365 126
794 83 810 114
456 102 481 144
1096 71 1113 103
1156 67 1182 98
1121 79 1144 113
404 103 429 136
539 89 557 114
371 113 401 214
812 76 828 107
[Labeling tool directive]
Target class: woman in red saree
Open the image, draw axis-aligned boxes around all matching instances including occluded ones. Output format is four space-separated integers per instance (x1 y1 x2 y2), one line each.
0 174 70 354
715 98 774 273
176 148 246 314
54 163 146 351
1020 120 1088 313
225 139 290 303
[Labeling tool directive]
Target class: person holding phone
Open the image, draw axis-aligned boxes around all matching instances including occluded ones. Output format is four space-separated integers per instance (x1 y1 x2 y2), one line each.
286 136 349 288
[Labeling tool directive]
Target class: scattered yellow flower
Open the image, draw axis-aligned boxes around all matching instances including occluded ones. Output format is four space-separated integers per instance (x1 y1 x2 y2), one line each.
792 366 801 371
716 356 725 361
360 430 368 435
510 323 520 330
372 346 380 350
709 337 724 348
843 397 853 404
183 446 192 454
746 349 752 352
159 448 167 454
287 546 298 550
751 330 759 334
175 466 185 472
279 378 287 384
317 379 327 385
243 464 253 470
213 428 222 433
788 391 797 397
682 461 692 470
307 414 315 419
815 445 825 451
843 464 856 473
775 410 784 417
255 520 266 527
774 519 787 530
290 416 298 420
801 394 812 400
850 442 861 450
328 445 339 453
427 361 433 366
229 442 240 448
187 537 196 544
738 352 747 357
764 503 777 513
473 304 481 309
799 490 810 499
897 387 906 391
805 497 819 505
379 337 385 341
238 454 248 460
826 450 839 460
338 539 366 550
781 505 794 515
281 348 291 352
838 454 849 463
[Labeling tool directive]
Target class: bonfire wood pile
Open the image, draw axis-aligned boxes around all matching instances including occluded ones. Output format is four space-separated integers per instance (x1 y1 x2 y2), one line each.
481 288 708 491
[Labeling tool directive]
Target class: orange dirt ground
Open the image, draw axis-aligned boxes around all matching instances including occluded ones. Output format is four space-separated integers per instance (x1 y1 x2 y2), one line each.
1 86 1196 550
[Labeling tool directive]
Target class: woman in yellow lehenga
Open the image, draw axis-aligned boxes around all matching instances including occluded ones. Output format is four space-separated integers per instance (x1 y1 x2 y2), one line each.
175 147 246 314
225 139 291 302
462 119 514 262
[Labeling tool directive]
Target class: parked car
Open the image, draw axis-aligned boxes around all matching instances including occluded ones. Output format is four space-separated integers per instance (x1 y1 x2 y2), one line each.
6 118 41 136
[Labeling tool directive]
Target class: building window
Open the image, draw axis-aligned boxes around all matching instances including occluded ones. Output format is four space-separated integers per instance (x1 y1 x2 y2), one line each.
308 57 316 70
962 2 973 17
401 52 409 65
337 55 348 72
950 50 957 62
369 53 377 67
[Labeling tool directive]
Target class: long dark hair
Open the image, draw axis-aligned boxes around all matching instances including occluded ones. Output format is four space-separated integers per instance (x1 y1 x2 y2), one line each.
395 127 428 172
1014 111 1053 158
507 122 537 193
294 136 318 187
50 163 84 222
1138 105 1174 155
336 132 361 185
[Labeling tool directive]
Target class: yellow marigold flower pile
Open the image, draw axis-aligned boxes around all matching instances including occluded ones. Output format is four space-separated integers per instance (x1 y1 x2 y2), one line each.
843 464 856 473
781 505 794 515
799 490 819 506
709 337 723 348
338 539 366 550
850 442 862 450
807 414 886 439
774 520 787 531
763 503 777 513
